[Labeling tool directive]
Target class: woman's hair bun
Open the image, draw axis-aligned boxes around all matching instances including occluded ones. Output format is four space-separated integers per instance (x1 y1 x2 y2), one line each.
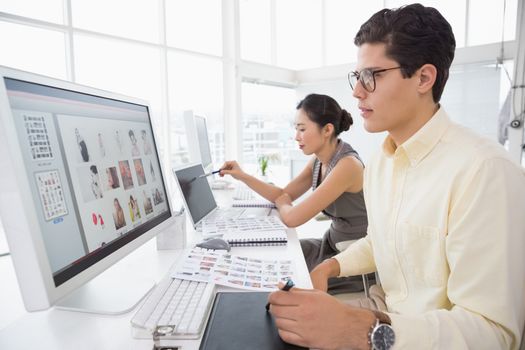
339 109 353 132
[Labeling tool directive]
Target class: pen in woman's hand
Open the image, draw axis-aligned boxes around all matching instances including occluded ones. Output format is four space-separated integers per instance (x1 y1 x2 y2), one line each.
266 279 295 311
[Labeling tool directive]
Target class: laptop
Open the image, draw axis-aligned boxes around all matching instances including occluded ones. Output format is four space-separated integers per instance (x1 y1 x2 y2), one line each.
172 163 271 229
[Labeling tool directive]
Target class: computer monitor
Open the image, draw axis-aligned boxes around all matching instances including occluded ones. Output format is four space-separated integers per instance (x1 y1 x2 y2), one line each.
183 110 213 173
172 163 218 228
0 66 177 313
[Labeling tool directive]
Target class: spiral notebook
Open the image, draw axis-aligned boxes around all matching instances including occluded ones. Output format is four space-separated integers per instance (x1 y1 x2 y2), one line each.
232 200 277 209
222 230 287 246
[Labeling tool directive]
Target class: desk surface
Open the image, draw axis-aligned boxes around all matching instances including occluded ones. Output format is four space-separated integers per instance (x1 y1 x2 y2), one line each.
0 190 323 350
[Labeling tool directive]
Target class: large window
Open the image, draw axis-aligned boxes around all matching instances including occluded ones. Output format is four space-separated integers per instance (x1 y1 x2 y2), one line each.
165 0 222 56
0 0 63 23
0 1 521 178
385 0 518 48
386 0 467 48
0 22 67 79
0 1 226 171
167 53 224 167
468 0 518 46
74 35 163 116
325 0 383 66
275 0 323 69
241 82 297 184
240 0 272 64
71 0 161 43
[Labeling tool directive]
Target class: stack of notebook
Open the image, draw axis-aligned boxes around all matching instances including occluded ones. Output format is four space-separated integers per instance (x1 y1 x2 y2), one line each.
222 230 287 247
232 200 277 209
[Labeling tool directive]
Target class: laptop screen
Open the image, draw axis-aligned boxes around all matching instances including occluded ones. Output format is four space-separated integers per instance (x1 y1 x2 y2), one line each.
173 164 217 226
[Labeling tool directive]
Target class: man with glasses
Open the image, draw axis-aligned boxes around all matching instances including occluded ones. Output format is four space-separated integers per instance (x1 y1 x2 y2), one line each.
267 4 525 350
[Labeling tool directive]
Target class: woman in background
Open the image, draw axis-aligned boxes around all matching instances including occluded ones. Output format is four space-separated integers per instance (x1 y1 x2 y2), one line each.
128 195 141 222
113 198 126 230
220 93 368 293
75 128 89 162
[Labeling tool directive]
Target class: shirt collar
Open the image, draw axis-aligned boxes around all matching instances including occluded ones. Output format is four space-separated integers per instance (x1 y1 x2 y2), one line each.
382 107 451 166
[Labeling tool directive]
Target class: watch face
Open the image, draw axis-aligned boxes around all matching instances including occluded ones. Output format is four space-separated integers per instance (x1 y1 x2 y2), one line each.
372 324 395 350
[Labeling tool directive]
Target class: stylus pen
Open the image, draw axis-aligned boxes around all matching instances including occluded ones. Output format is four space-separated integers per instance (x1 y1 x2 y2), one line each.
265 279 295 311
197 169 221 179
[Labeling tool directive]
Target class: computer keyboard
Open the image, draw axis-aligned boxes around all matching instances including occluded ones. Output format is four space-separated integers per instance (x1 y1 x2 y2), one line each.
131 278 215 339
233 185 255 200
205 207 245 221
201 216 286 237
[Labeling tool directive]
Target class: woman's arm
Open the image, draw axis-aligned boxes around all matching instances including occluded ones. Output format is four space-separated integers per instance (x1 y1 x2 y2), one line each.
220 159 313 202
276 156 364 227
280 157 315 201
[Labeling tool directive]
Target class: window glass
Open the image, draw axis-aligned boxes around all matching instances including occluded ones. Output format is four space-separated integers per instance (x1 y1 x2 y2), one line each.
241 82 297 184
71 0 160 43
73 34 164 146
275 0 322 69
441 63 501 141
468 0 517 46
167 52 224 167
165 0 222 55
0 22 67 79
240 0 271 64
325 0 383 65
385 0 466 48
0 0 63 23
502 0 519 43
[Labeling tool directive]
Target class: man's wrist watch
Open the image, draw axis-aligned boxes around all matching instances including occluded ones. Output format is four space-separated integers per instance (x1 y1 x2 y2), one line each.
367 310 395 350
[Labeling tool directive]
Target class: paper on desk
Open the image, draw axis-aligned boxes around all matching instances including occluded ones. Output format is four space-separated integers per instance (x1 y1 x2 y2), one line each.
172 247 294 291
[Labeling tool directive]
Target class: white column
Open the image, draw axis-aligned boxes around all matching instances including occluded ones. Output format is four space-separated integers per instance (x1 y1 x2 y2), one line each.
508 0 525 164
222 0 243 162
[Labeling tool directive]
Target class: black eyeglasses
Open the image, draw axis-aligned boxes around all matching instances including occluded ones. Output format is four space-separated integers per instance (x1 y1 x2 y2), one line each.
348 66 403 93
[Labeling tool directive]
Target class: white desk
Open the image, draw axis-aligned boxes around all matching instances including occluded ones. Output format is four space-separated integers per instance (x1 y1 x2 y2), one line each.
0 191 313 350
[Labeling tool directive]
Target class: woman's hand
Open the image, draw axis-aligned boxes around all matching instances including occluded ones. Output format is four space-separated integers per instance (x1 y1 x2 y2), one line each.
275 192 292 208
219 161 245 180
310 258 340 292
310 267 330 292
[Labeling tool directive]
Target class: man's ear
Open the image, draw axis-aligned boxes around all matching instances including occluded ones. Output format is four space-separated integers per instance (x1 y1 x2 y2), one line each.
417 64 437 94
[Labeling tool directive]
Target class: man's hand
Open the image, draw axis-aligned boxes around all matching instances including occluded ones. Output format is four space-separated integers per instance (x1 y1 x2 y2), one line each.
268 286 375 350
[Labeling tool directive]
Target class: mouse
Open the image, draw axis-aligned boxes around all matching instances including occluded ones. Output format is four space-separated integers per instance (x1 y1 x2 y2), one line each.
196 238 231 251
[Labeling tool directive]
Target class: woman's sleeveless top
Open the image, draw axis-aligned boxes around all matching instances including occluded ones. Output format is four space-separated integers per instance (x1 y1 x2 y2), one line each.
311 140 368 248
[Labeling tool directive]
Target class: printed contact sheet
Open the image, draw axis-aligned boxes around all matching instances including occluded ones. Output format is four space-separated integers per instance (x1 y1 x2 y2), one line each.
172 247 294 291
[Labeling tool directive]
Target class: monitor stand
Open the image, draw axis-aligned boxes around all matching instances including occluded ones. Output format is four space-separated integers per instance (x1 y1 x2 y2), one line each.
55 245 157 315
55 272 154 315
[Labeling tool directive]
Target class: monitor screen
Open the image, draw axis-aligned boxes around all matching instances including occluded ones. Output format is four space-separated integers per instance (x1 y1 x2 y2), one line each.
173 164 217 227
194 115 213 170
0 71 171 291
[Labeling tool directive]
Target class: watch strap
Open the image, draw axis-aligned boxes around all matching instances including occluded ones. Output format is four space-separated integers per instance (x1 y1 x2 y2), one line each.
371 310 391 325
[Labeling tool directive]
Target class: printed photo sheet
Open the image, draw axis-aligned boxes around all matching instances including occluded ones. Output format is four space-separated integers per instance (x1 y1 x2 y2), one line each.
172 247 294 291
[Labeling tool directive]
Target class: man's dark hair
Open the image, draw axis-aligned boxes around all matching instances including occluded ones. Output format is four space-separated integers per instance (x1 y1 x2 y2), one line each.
354 3 455 102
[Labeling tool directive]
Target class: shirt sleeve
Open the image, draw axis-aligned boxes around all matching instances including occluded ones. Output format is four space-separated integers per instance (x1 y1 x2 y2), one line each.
333 234 376 277
388 157 525 349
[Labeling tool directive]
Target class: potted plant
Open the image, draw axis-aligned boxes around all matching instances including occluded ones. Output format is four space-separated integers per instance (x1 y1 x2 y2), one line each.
257 153 279 182
258 155 269 177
